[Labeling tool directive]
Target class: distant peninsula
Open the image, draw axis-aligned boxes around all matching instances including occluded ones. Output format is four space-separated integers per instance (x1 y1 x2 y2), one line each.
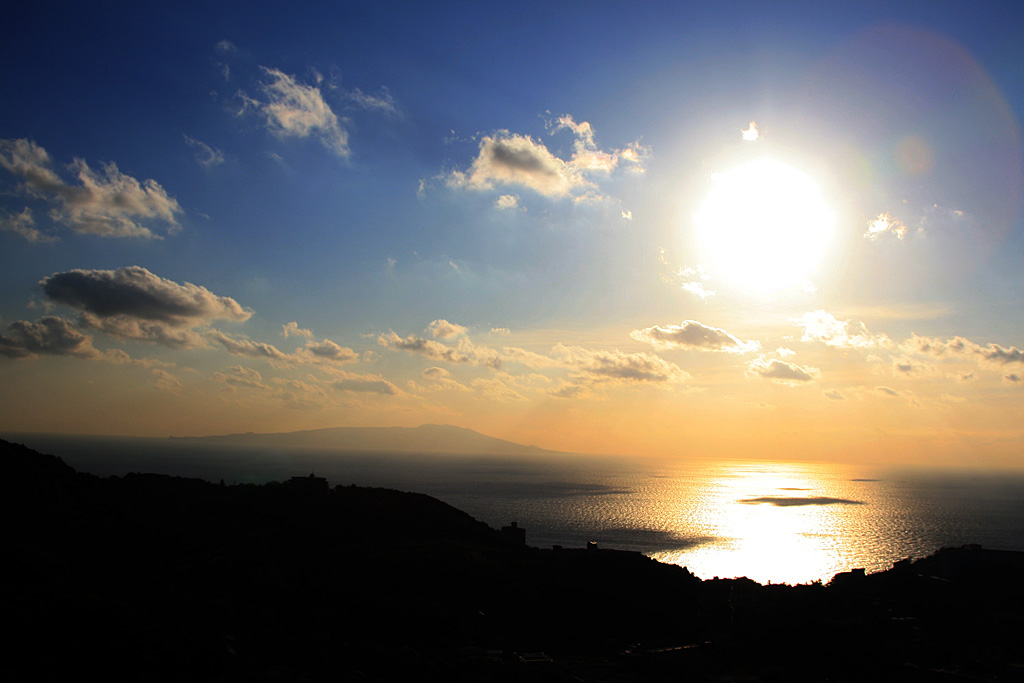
170 423 569 457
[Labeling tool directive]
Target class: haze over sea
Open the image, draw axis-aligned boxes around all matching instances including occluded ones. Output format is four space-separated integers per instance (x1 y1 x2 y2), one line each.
9 432 1024 586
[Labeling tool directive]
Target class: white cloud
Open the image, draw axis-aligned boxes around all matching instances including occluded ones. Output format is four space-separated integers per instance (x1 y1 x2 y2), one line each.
255 67 349 157
0 138 182 238
495 194 520 210
748 357 818 383
490 327 511 336
741 121 759 141
681 281 714 299
631 320 759 353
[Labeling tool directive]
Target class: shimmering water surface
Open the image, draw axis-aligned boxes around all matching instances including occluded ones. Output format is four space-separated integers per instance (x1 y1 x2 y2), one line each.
7 433 1024 585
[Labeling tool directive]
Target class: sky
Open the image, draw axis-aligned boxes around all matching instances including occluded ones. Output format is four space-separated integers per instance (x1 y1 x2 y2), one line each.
2 1 1023 468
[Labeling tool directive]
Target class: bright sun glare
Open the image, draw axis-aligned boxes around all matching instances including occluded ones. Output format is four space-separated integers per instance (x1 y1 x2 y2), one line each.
695 158 834 293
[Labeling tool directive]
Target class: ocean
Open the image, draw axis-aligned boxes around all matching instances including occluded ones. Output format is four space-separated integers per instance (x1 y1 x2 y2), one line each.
6 432 1024 585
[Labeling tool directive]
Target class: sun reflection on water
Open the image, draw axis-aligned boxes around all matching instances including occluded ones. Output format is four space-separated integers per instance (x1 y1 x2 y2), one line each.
651 462 863 585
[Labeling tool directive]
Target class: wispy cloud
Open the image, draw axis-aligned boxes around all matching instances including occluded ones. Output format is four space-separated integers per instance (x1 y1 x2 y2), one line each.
183 134 225 167
0 139 182 238
0 207 56 243
252 67 349 157
347 86 398 115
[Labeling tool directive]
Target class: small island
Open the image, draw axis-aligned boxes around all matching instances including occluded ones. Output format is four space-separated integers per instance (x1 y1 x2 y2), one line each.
3 438 1022 681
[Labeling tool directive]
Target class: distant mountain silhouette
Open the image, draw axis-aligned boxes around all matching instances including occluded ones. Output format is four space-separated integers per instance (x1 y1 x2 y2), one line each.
170 422 567 456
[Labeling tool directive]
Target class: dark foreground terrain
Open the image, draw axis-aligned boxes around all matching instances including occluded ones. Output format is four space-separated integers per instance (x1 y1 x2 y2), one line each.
2 439 1023 682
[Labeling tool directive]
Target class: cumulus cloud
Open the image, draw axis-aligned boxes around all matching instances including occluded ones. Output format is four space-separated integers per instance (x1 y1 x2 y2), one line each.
748 357 818 383
1 207 56 243
0 316 100 359
41 266 251 348
448 131 579 197
377 331 501 369
183 134 225 167
741 121 760 141
865 212 911 240
792 310 889 349
282 321 313 338
0 138 182 238
824 389 846 400
554 344 689 384
630 320 759 353
253 67 349 157
905 334 1024 367
495 194 520 210
446 115 647 201
301 339 359 364
427 319 468 339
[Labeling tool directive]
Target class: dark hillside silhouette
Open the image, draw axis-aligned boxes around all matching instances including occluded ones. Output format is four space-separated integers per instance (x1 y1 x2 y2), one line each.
2 438 1022 681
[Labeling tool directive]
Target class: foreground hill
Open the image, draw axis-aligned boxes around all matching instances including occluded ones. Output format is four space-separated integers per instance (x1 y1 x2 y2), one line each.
170 423 567 457
2 438 1023 682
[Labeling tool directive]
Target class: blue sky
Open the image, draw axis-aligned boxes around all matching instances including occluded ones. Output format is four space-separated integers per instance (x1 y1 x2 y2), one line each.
2 1 1024 466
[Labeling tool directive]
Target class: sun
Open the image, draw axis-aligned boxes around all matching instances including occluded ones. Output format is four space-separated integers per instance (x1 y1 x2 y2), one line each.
695 158 834 293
